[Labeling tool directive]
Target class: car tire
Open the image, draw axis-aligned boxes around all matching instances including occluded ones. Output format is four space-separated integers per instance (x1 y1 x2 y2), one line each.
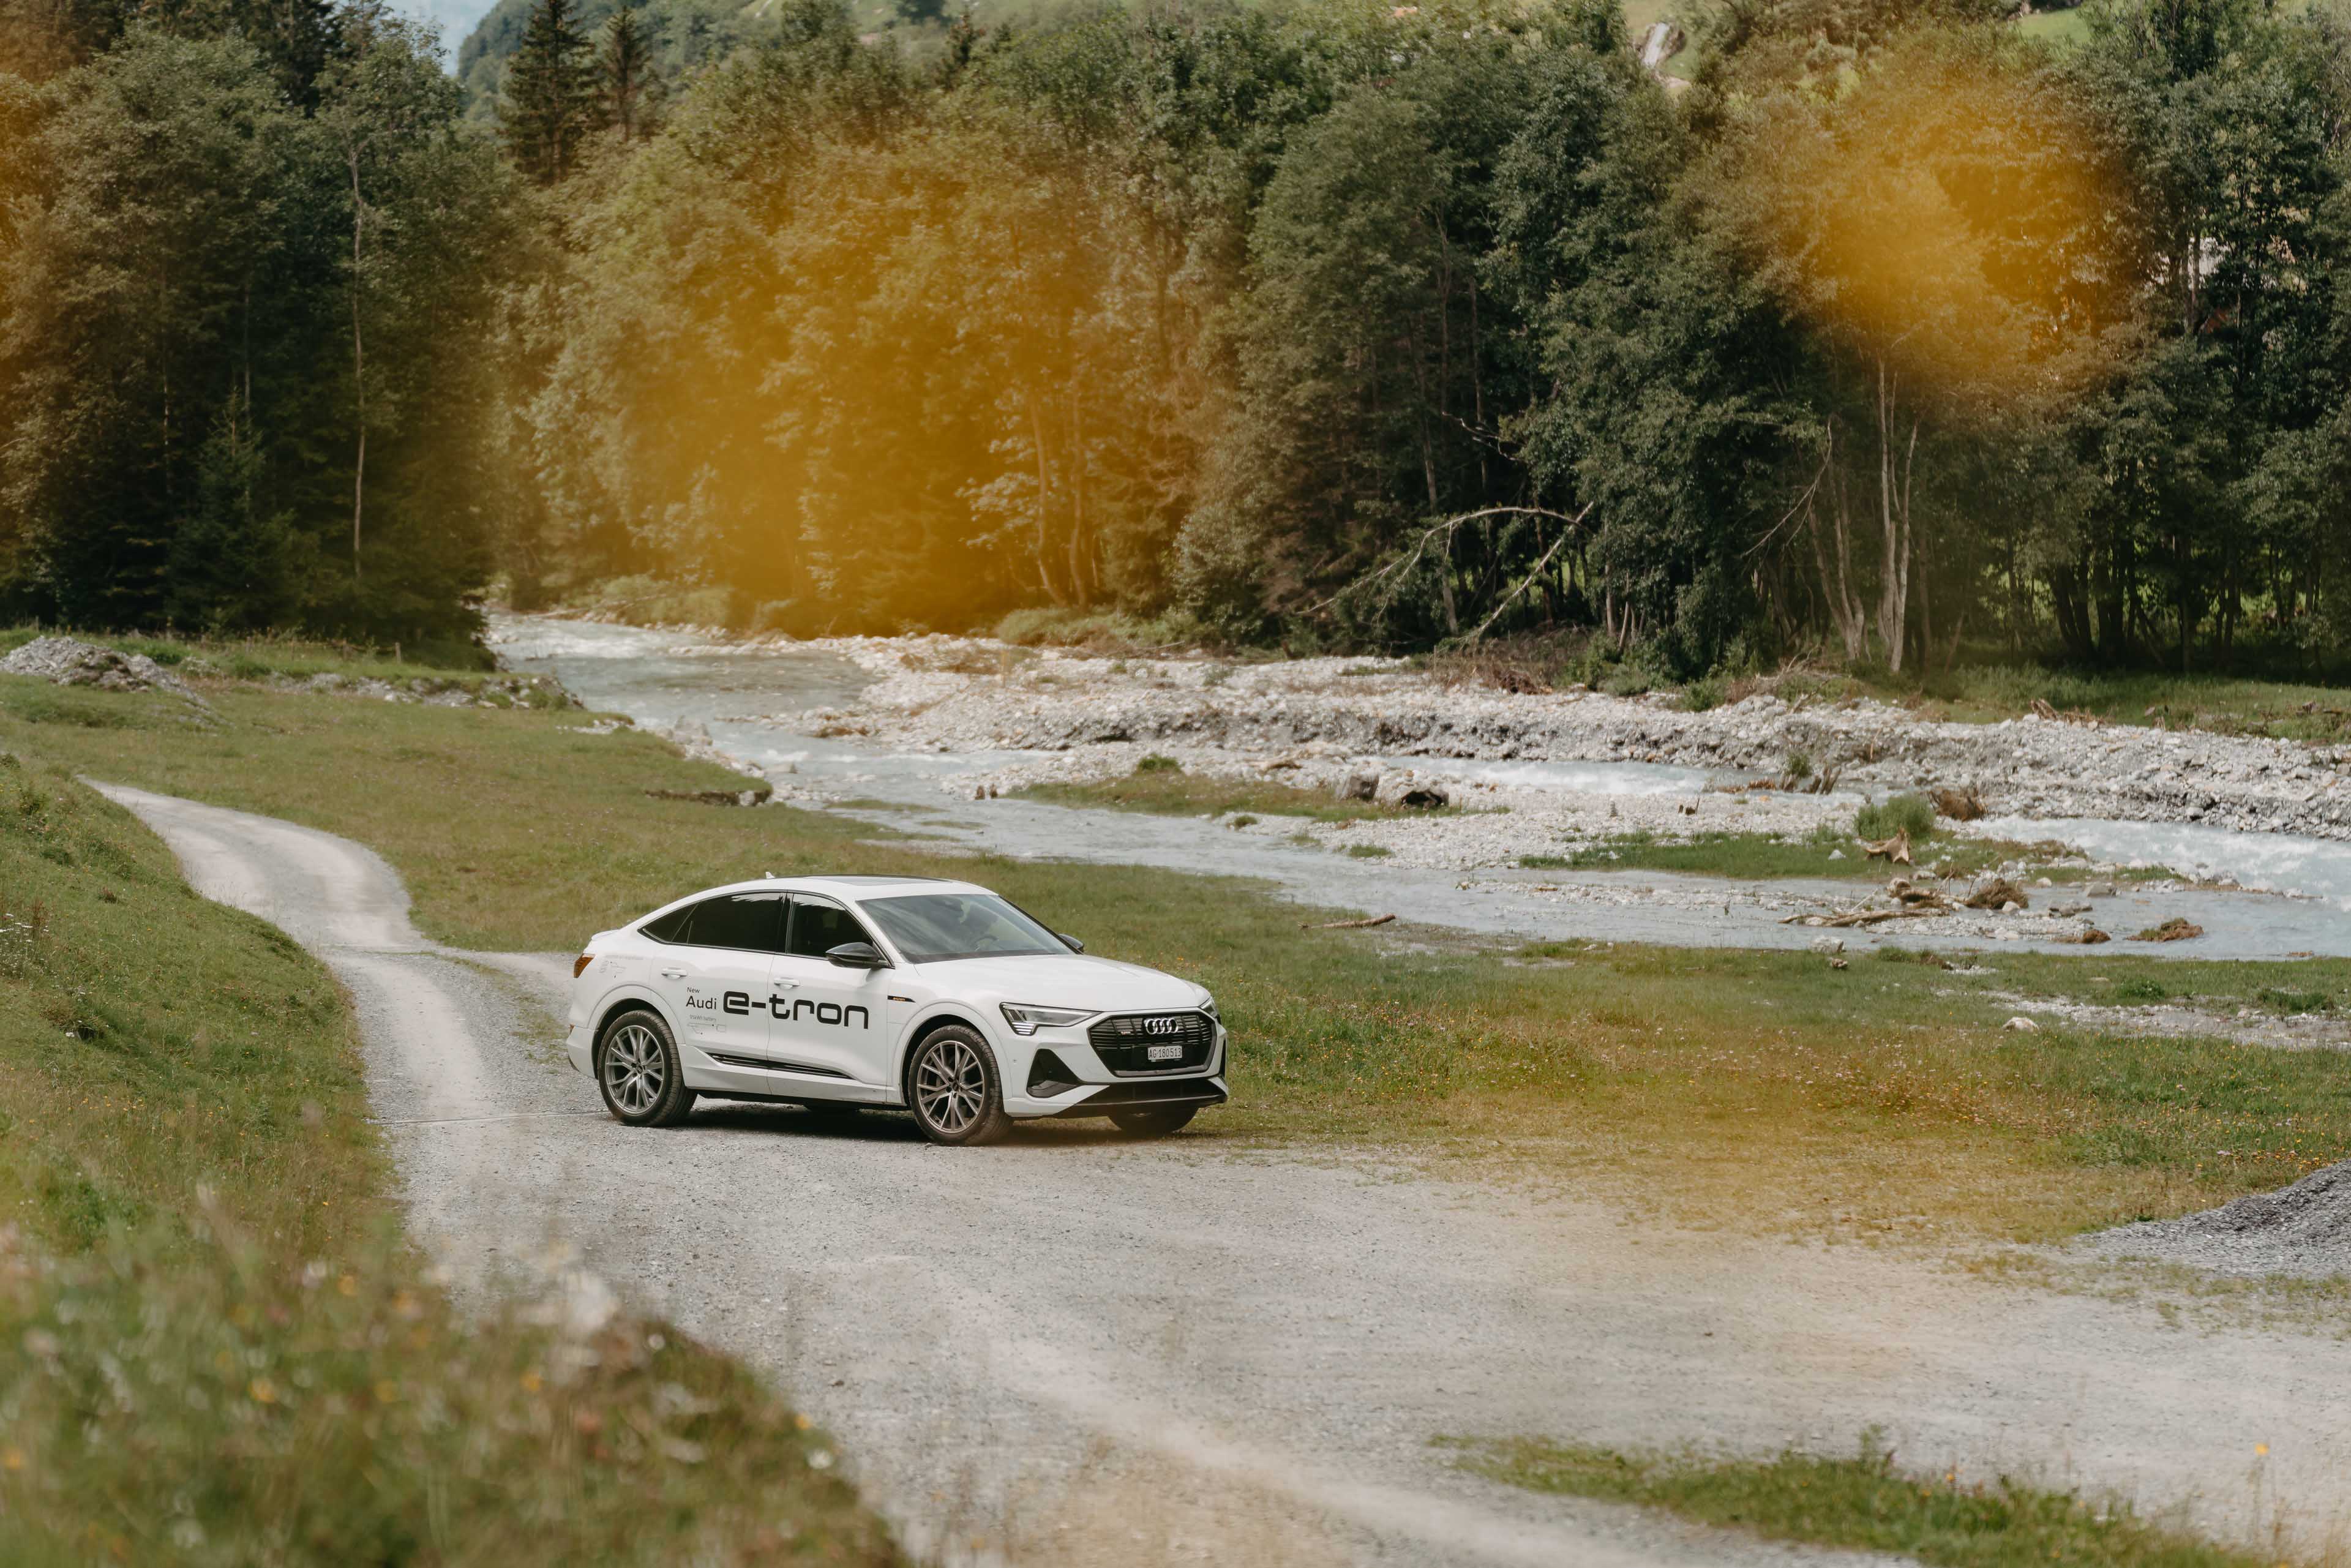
1109 1105 1198 1138
596 1008 696 1128
905 1025 1012 1146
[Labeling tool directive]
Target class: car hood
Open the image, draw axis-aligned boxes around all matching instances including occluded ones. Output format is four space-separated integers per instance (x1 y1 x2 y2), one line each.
910 953 1206 1013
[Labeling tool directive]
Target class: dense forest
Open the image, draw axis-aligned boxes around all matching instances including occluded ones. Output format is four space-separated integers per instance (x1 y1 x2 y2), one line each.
1 0 2347 676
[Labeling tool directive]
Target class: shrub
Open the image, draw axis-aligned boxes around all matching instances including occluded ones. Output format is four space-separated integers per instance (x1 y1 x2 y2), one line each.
1854 794 1935 842
1680 677 1725 712
1599 666 1656 697
1134 754 1182 774
2111 977 2169 1003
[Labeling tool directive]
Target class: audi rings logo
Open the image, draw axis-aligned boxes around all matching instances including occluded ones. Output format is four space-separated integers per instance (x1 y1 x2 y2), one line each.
1143 1016 1183 1036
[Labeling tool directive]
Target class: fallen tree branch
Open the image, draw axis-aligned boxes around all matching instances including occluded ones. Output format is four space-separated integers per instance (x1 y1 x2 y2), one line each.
1464 504 1597 643
1303 507 1594 617
1305 913 1397 929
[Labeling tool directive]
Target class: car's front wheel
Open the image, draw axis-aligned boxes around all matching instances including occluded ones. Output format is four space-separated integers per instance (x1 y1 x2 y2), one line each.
596 1009 696 1127
1110 1105 1198 1138
906 1026 1011 1146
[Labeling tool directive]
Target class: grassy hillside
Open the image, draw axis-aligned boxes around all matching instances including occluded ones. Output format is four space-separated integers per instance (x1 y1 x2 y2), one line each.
6 647 2349 1249
0 749 898 1561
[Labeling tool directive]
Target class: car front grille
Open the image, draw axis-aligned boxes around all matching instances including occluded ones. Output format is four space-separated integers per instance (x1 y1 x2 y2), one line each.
1087 1010 1216 1076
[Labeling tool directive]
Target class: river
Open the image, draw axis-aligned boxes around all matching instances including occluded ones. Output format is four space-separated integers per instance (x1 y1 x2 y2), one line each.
489 613 2351 961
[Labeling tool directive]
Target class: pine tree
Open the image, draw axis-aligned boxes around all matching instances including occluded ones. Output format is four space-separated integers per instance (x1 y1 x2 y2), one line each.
498 0 596 185
599 6 661 142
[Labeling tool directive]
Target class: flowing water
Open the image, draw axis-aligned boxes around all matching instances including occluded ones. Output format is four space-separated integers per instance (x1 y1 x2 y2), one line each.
490 614 2351 959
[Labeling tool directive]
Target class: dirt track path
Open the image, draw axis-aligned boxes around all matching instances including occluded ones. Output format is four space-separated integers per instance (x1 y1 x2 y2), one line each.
94 781 2351 1566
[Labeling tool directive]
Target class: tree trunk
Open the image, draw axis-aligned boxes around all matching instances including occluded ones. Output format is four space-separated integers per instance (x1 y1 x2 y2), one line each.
349 146 367 584
1027 390 1062 605
1871 362 1916 674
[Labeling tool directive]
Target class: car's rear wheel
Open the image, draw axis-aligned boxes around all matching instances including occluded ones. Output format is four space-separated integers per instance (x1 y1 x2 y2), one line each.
596 1009 696 1128
1109 1105 1198 1138
906 1026 1011 1146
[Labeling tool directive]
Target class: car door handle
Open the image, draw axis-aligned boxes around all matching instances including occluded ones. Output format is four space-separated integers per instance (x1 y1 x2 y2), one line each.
660 969 687 980
772 980 799 991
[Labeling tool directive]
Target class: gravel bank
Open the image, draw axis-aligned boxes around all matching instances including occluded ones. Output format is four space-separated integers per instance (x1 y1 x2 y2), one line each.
2090 1160 2351 1280
789 637 2346 840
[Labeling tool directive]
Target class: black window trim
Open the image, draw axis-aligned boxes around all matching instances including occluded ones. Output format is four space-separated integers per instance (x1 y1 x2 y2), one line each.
640 891 788 956
783 891 885 963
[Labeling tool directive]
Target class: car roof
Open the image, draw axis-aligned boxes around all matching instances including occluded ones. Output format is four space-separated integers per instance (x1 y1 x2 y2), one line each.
643 874 991 913
797 874 985 899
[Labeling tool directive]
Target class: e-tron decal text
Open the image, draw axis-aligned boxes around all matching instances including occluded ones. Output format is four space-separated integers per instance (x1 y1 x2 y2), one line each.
757 994 869 1029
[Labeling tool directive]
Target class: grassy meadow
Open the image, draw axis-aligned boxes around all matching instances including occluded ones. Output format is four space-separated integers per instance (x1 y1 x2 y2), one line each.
0 743 896 1560
4 656 2349 1248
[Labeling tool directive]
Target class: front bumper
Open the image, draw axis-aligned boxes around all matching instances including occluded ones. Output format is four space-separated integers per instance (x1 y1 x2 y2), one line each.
998 1019 1229 1120
1041 1076 1229 1119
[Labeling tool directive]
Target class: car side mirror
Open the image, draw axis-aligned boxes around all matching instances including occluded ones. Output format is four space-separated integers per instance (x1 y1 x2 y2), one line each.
826 941 888 969
1059 932 1085 953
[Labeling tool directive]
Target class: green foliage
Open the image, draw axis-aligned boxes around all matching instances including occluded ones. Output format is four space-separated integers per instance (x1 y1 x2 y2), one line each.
499 0 599 182
2255 986 2332 1015
1453 1433 2281 1568
0 18 534 645
1855 793 1937 842
1133 753 1181 773
18 0 2351 671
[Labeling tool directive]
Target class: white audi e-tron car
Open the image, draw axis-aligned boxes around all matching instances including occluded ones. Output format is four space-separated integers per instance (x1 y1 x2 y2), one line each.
565 875 1228 1144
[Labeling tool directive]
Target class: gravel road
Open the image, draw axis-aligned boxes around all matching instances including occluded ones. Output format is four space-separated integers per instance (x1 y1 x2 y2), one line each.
94 781 2351 1566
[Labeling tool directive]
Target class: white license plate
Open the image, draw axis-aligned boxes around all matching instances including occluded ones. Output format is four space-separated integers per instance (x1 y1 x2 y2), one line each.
1147 1043 1183 1062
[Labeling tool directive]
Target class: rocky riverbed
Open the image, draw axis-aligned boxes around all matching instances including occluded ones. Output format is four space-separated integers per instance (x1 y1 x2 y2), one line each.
781 636 2339 829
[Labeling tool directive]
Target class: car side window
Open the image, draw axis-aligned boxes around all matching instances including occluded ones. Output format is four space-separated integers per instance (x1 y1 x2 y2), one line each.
786 896 872 959
679 892 786 953
640 904 694 943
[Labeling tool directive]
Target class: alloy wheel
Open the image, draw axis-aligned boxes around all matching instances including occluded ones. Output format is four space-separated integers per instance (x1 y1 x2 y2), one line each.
604 1022 666 1116
914 1037 985 1135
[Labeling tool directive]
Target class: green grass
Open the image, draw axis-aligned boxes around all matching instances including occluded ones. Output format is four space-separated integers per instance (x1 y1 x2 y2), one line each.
1 621 493 678
1452 1434 2280 1568
1784 661 2351 743
1522 830 2011 881
1855 792 1937 842
0 754 897 1562
1016 765 1456 823
10 671 2351 1242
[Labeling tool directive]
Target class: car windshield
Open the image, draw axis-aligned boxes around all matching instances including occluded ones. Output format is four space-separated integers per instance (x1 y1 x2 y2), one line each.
860 893 1067 963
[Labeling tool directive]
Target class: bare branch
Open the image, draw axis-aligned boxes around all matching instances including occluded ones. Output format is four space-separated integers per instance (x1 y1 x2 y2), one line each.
1463 503 1595 642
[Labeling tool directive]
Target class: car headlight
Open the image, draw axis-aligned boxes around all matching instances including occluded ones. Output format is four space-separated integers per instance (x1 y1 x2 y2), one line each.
1199 995 1218 1019
999 1003 1096 1037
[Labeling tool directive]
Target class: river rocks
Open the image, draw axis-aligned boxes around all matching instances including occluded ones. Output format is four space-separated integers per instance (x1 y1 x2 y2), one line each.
800 634 2350 846
1338 770 1379 803
2131 917 2205 942
2002 1016 2042 1032
645 786 773 807
2 636 191 697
